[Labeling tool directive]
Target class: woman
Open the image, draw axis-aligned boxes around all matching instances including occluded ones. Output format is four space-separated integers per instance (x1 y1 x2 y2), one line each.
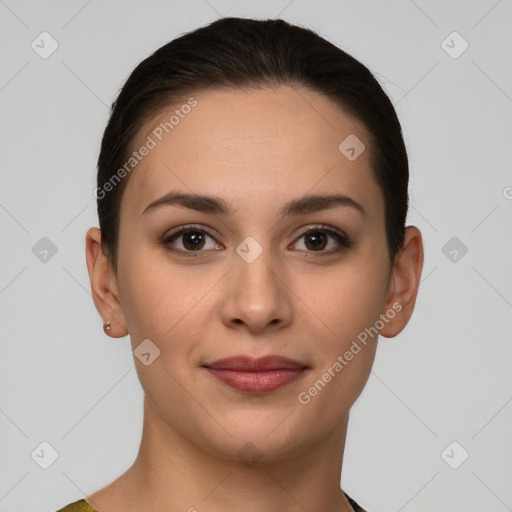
58 16 423 512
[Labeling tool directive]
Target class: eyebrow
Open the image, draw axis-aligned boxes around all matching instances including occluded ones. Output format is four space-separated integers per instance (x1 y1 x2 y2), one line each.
141 191 366 218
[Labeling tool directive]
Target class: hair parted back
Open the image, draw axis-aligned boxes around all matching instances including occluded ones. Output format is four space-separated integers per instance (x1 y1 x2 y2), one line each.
97 16 409 271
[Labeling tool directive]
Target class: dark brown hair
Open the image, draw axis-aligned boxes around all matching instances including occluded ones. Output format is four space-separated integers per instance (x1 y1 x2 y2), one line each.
96 17 409 270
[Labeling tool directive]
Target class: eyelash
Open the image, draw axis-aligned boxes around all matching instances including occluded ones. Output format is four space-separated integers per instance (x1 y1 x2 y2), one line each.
161 224 353 258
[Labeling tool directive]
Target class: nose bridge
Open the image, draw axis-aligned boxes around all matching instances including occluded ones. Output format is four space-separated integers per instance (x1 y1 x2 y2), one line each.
234 240 279 307
223 237 292 332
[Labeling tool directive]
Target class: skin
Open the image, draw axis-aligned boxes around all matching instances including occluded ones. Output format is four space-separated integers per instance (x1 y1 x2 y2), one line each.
85 86 424 512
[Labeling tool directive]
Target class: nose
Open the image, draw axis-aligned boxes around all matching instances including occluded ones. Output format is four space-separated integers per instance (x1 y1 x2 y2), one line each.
221 246 293 335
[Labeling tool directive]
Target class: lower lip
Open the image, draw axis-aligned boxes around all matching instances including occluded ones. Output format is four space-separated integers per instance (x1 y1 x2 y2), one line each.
205 368 306 394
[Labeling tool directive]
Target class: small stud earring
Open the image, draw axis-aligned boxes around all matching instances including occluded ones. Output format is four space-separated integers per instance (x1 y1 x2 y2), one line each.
103 321 112 333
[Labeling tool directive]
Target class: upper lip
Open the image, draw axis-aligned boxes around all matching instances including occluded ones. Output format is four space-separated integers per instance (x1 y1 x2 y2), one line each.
203 355 307 372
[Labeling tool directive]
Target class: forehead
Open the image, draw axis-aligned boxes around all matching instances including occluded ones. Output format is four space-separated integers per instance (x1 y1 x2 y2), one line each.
122 86 381 218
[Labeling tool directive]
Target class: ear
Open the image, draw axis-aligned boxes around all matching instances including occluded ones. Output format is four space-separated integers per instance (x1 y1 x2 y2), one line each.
380 226 424 338
85 227 128 338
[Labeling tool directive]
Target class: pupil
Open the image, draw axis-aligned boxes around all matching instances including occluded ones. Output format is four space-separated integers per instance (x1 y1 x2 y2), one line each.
184 231 204 250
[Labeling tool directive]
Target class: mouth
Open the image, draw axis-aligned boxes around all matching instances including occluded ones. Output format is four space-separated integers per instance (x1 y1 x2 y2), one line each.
202 355 308 394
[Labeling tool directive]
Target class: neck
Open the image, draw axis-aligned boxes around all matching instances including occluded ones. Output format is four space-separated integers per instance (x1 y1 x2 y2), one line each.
88 396 355 512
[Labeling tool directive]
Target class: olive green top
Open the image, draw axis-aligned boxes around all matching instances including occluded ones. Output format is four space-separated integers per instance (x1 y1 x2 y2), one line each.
56 500 96 512
57 494 368 511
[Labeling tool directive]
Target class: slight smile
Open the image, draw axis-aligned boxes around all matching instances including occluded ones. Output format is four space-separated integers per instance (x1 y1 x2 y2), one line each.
203 355 309 394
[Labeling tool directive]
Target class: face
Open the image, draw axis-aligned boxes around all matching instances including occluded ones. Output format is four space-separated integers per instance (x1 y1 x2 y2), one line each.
112 86 395 461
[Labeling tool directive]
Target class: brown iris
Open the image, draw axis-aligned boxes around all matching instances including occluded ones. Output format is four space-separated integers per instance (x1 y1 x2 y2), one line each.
304 231 327 251
182 231 205 250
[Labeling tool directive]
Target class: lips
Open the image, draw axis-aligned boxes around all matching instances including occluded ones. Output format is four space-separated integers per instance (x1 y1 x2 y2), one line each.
203 356 308 394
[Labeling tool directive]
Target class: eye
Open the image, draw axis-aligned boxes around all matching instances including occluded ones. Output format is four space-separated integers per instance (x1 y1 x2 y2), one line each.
162 224 352 258
290 225 352 255
162 226 223 256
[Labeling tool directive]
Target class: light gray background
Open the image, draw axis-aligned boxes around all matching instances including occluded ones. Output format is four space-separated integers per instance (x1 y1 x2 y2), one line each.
1 1 511 511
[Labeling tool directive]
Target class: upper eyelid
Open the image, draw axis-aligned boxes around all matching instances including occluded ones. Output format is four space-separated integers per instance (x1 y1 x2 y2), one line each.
294 224 347 239
164 223 221 238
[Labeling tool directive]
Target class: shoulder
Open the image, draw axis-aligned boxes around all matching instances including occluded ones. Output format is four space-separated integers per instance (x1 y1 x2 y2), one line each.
345 493 369 512
57 495 367 512
56 499 98 512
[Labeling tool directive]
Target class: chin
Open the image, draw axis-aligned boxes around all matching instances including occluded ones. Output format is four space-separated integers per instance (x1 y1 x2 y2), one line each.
192 410 321 465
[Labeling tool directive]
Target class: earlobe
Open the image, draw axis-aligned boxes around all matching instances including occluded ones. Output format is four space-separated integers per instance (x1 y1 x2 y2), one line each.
380 226 424 339
85 227 128 338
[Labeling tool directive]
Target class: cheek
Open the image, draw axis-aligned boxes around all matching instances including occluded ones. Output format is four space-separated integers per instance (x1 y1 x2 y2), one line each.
118 261 173 340
298 256 389 343
117 245 220 346
117 250 209 398
292 254 389 408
